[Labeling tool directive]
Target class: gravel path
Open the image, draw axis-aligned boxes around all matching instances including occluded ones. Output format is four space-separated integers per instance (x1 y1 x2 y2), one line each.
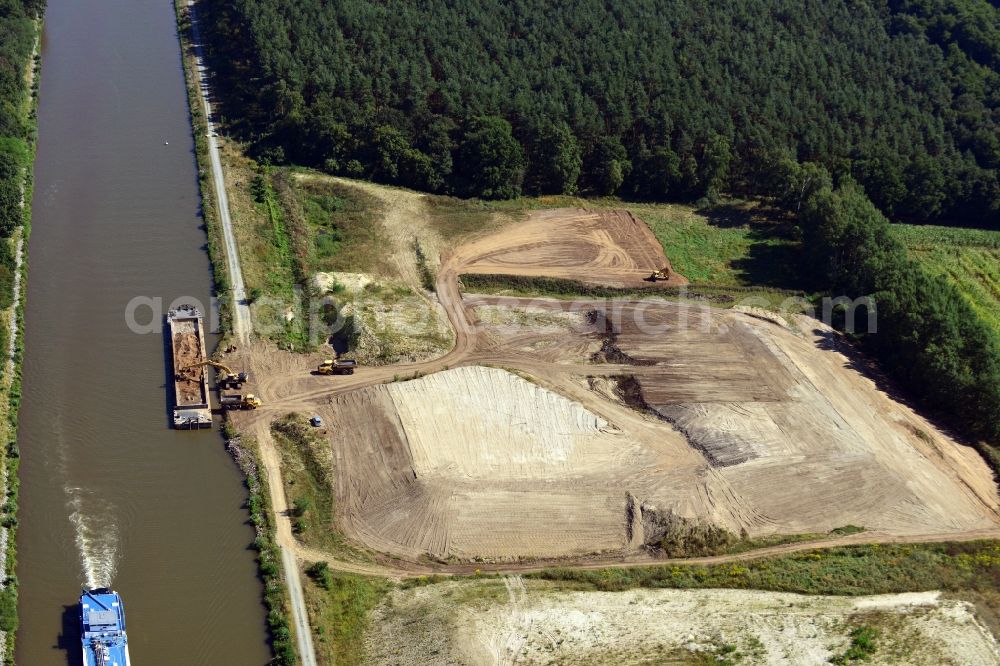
187 0 251 344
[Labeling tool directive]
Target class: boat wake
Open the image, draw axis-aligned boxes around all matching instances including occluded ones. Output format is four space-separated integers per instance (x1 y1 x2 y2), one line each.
66 489 118 589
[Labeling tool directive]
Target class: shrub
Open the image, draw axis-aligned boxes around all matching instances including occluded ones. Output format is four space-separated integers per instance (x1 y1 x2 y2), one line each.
306 561 333 590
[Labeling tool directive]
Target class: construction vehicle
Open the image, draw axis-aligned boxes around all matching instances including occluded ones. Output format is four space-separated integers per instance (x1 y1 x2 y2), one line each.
180 360 249 389
220 393 262 410
649 267 671 281
316 358 358 376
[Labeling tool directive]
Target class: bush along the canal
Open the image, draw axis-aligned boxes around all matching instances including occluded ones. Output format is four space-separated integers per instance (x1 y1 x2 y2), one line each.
226 431 297 665
0 4 43 659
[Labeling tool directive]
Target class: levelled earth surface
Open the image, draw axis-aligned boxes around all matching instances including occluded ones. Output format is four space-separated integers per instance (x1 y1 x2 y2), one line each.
450 207 685 287
365 580 1000 665
236 204 1000 567
310 304 1000 562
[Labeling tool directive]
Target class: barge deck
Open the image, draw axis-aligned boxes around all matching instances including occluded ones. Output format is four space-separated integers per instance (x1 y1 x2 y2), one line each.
167 304 212 429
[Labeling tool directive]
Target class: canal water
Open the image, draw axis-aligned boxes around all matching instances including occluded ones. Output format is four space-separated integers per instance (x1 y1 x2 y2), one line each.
16 0 270 662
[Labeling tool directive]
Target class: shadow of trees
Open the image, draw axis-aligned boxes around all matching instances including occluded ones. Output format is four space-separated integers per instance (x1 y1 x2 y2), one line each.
698 203 802 290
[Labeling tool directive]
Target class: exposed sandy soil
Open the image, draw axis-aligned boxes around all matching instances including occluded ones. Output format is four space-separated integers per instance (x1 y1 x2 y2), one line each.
172 323 204 405
233 205 1000 570
293 298 999 562
451 208 685 287
300 177 457 364
365 580 1000 665
324 366 657 560
470 298 1000 540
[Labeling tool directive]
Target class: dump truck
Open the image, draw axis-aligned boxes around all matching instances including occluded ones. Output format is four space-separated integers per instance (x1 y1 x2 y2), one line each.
220 393 262 410
316 358 358 375
181 359 249 389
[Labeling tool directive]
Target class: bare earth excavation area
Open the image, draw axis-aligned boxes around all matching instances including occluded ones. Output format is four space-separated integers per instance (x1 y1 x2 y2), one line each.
320 311 999 562
452 207 685 287
366 581 1000 665
327 366 637 559
257 206 1000 565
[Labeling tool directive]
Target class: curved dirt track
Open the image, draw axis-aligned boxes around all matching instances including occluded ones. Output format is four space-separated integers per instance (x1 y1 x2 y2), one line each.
233 206 1000 581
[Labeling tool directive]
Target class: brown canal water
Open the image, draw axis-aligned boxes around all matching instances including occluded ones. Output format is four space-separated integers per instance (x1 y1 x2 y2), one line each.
15 0 270 663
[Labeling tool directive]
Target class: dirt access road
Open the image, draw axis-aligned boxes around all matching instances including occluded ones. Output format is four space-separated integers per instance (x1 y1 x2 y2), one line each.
230 202 1000 579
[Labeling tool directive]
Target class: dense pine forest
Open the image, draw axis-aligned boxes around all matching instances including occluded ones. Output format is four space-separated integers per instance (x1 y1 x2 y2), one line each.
202 0 1000 227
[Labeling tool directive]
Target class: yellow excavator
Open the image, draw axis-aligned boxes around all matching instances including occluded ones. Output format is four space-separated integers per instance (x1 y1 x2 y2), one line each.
649 266 671 281
220 393 262 410
180 360 249 389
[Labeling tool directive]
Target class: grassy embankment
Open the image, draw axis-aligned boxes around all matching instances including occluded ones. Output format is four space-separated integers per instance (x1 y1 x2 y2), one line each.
0 13 42 658
281 185 999 333
893 223 1000 338
269 176 809 314
269 414 369 560
271 173 496 363
223 425 298 664
173 4 297 664
270 413 389 666
526 541 1000 598
173 10 230 339
213 152 387 350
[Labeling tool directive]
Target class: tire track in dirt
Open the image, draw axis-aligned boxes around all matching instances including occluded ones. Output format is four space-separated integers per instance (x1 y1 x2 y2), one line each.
285 526 1000 581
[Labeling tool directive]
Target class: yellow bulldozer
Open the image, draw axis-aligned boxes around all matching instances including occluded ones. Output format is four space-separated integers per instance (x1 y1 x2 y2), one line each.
649 267 671 281
181 360 249 389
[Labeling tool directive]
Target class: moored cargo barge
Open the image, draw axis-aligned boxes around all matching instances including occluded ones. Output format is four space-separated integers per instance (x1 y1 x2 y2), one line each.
80 588 131 666
167 304 212 429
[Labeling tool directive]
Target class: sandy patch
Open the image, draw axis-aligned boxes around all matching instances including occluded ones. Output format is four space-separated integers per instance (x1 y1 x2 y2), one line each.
324 366 684 561
365 582 1000 666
